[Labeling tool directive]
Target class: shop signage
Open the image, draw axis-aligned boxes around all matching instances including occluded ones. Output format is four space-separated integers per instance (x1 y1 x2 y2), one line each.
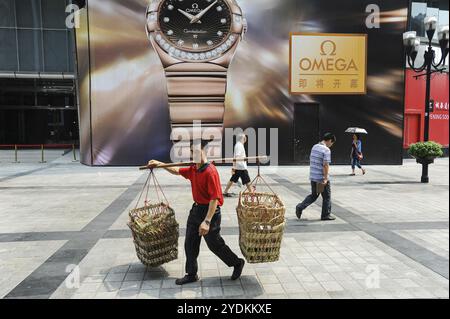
290 33 368 94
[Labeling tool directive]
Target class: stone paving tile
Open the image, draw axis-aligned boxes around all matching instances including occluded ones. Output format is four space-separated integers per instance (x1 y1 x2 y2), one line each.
394 278 421 288
82 275 106 284
242 284 264 297
71 292 96 299
275 272 298 283
97 281 122 292
159 288 182 299
200 277 221 287
202 286 223 298
328 291 354 299
77 282 102 294
261 283 285 295
337 280 364 291
137 289 160 299
308 291 331 299
223 285 244 297
369 289 396 299
116 289 139 299
313 273 335 282
94 291 118 299
104 272 126 282
282 282 305 294
181 287 203 299
124 272 145 282
257 275 279 285
302 282 326 293
141 280 162 290
120 281 142 291
320 281 345 292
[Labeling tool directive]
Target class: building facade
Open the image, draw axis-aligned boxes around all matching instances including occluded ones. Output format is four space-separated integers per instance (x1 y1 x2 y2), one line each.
403 0 449 151
0 0 78 145
0 0 448 164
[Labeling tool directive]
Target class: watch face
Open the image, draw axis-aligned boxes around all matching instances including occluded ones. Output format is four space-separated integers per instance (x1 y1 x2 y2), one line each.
158 0 232 52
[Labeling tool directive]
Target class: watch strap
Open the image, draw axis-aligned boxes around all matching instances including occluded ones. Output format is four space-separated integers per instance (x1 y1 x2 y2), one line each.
165 63 228 159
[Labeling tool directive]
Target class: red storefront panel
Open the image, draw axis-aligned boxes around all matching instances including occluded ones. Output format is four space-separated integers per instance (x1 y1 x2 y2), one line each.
404 69 449 148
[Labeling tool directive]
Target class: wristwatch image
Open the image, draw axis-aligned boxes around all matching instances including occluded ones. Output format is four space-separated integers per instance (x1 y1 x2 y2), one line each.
146 0 247 157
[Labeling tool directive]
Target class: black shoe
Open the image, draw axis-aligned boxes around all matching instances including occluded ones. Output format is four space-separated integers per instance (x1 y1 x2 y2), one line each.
231 259 245 281
296 207 303 219
321 215 336 221
175 274 199 286
224 193 233 198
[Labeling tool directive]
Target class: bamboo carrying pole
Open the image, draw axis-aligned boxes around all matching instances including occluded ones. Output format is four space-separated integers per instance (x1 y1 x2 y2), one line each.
139 156 268 170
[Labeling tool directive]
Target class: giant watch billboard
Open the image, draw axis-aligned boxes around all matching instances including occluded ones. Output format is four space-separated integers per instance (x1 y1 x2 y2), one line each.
75 0 408 166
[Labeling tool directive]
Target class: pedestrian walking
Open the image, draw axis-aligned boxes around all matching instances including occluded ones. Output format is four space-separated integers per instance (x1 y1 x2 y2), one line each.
148 140 245 286
296 133 336 221
224 133 253 197
350 134 366 176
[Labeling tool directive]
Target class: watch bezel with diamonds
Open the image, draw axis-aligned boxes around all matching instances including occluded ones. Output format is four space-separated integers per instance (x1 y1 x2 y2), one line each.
146 0 246 63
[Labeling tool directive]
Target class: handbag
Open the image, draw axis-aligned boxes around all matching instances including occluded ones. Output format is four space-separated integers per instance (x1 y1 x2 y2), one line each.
316 181 326 195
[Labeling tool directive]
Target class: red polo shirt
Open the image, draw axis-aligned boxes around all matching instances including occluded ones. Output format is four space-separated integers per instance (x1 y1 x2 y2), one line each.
179 163 224 206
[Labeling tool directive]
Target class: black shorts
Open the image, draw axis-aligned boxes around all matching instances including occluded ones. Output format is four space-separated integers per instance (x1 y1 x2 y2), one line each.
230 169 251 185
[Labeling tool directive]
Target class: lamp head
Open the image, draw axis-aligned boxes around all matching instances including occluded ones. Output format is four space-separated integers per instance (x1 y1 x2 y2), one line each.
410 39 420 63
438 25 449 53
424 16 438 41
403 31 417 56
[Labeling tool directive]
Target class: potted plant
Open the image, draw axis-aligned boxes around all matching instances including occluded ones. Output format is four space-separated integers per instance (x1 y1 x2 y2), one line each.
408 141 444 164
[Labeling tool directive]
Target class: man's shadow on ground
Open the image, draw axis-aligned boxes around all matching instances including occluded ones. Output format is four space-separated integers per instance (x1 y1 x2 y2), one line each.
107 265 265 299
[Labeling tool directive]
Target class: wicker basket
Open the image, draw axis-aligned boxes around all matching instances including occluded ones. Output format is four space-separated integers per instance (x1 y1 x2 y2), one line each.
237 191 286 263
128 203 179 267
128 170 179 268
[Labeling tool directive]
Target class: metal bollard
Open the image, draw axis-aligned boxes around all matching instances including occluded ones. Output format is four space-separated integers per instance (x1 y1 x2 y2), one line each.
39 144 46 163
13 145 20 163
72 144 78 162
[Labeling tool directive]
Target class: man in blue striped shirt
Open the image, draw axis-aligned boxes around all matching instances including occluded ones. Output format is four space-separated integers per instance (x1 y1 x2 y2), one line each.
296 133 336 221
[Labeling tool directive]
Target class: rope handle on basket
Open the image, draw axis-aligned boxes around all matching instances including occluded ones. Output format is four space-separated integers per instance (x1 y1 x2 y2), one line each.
242 159 277 197
134 169 170 210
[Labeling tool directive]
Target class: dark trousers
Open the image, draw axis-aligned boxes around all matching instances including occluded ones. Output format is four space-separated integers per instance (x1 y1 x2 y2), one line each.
352 157 362 169
185 204 240 276
296 181 332 218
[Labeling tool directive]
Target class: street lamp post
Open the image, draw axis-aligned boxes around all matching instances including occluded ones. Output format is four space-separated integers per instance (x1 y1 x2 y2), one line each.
403 18 449 183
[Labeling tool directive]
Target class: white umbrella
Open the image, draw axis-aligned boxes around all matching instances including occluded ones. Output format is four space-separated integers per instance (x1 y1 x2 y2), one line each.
345 127 368 134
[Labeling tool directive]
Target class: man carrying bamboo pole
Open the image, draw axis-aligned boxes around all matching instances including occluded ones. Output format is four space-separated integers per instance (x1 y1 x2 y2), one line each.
148 140 245 286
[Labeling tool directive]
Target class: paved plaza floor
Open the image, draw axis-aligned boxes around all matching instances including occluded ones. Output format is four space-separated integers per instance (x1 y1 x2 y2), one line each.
0 151 448 299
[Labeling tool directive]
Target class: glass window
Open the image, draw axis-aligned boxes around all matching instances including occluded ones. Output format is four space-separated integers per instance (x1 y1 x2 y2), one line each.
0 0 15 27
411 2 427 38
18 29 43 72
0 29 18 71
439 10 449 27
41 0 66 29
43 30 68 72
15 0 42 28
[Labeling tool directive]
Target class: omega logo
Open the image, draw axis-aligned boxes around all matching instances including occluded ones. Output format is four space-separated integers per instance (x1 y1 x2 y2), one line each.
186 3 202 13
299 40 358 72
320 40 336 56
